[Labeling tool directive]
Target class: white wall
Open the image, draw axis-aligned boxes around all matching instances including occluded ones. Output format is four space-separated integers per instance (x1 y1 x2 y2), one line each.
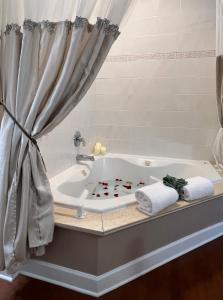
39 0 219 177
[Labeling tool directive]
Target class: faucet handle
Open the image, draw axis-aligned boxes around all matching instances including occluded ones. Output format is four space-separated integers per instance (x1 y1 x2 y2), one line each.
81 138 86 147
73 130 86 147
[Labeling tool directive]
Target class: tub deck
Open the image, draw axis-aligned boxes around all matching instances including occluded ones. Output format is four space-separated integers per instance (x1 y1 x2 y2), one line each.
54 180 223 235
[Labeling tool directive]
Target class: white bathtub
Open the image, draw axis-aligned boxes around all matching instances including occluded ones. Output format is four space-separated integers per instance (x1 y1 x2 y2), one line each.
50 153 222 214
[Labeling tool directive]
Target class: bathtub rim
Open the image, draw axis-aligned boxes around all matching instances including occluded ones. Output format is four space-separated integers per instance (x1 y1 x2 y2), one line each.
49 153 223 214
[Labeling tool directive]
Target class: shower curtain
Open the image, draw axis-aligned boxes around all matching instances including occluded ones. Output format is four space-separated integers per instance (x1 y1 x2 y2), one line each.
214 0 223 166
0 0 132 273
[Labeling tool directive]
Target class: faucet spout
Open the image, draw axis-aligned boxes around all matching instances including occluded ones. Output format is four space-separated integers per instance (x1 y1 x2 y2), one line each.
76 154 95 162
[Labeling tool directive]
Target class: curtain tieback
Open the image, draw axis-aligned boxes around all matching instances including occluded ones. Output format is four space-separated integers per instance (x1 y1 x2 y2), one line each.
0 100 47 171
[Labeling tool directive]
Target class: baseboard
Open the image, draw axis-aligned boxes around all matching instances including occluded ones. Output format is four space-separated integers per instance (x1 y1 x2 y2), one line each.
13 221 223 297
0 271 18 282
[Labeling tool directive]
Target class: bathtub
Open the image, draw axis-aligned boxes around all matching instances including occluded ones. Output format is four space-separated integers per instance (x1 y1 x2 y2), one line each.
50 153 222 214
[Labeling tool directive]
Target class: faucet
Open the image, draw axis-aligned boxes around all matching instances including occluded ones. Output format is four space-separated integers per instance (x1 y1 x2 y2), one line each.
73 131 95 162
76 154 95 162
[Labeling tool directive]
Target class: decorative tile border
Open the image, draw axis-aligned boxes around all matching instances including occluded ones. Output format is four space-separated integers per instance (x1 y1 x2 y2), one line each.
106 50 216 62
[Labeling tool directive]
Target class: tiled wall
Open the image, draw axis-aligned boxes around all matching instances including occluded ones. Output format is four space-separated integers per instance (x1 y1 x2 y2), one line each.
39 0 219 177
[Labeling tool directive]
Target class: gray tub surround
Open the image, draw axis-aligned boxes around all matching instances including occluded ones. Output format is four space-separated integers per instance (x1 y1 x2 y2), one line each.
0 0 132 273
18 193 223 296
42 195 223 275
3 185 222 296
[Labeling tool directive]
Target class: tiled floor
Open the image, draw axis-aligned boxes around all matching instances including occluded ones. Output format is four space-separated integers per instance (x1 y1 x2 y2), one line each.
2 236 223 300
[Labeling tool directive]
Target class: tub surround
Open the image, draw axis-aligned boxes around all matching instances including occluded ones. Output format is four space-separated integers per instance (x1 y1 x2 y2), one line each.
5 178 223 297
54 180 223 235
40 193 223 271
54 202 187 235
18 193 223 297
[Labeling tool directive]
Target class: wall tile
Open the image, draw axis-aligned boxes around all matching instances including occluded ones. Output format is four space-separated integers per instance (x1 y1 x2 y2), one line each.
150 111 218 129
95 78 137 95
110 34 180 55
127 0 159 20
157 0 181 17
181 0 215 16
175 94 217 112
179 29 215 51
41 0 218 176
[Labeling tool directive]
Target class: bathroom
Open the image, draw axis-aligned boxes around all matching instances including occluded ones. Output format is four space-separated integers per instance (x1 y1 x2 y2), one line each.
0 0 223 299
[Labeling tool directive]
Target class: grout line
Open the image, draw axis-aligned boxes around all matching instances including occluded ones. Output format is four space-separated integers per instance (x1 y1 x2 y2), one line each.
105 50 216 62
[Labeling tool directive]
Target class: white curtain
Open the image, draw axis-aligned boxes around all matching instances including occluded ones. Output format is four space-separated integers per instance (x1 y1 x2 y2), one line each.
0 0 133 273
213 0 223 166
0 0 132 29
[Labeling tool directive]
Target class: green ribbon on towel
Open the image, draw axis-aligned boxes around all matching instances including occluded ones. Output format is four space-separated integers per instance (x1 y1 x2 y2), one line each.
163 175 188 199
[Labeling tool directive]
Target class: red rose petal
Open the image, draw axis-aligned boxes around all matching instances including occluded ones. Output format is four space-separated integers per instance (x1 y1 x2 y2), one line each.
96 194 100 197
123 185 131 190
104 192 109 196
114 193 119 197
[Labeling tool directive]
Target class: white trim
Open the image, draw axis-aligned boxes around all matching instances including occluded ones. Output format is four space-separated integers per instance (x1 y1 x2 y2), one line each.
0 271 18 282
9 222 223 297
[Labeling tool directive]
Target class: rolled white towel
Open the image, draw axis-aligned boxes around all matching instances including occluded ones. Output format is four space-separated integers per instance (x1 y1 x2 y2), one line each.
182 176 214 201
135 182 178 216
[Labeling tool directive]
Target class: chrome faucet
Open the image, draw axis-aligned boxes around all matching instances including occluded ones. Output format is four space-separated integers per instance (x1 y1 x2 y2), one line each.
73 130 86 147
76 154 95 162
73 131 95 162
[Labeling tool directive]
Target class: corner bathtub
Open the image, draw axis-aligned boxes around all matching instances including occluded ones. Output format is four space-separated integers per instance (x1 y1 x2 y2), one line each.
50 153 222 214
